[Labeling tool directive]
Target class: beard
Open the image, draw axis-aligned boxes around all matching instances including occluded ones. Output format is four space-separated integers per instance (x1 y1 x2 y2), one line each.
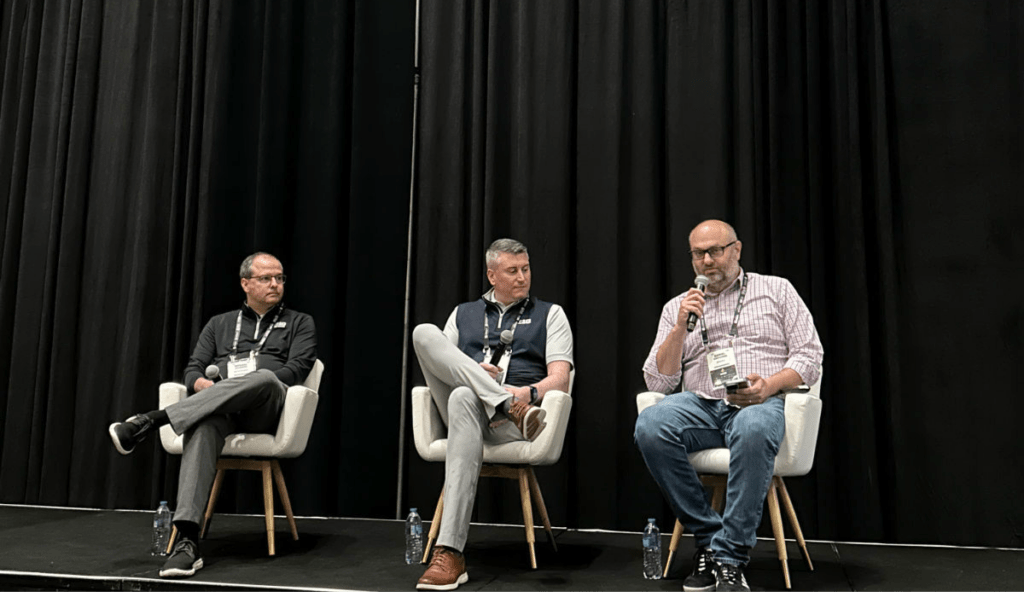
698 264 739 293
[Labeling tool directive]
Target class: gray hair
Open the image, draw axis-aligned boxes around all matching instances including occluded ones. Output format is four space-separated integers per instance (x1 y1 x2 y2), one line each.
485 238 529 268
239 252 279 278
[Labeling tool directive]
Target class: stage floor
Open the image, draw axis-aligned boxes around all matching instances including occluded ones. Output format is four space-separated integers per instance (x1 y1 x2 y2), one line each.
0 504 1021 591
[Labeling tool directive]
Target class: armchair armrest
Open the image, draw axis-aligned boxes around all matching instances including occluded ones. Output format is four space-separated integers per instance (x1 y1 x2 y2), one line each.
158 383 187 452
777 389 822 476
412 386 446 460
159 382 186 409
273 384 319 458
529 390 573 466
636 391 666 415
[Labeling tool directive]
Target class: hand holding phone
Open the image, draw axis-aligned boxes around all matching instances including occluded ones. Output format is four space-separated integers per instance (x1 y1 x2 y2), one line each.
725 379 751 394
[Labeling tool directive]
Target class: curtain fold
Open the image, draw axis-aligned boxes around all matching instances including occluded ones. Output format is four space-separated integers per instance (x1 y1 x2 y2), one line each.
0 0 414 519
409 0 1023 548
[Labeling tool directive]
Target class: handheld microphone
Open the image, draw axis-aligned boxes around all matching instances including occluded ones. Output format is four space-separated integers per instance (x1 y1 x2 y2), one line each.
489 330 515 366
205 364 221 381
686 275 710 332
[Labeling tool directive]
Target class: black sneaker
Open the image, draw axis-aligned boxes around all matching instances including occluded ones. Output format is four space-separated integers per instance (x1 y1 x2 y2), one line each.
714 561 750 592
108 414 155 455
159 537 204 577
682 547 716 592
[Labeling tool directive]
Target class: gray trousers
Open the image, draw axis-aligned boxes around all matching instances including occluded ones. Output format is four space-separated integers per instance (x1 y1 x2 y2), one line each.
412 323 524 551
165 369 287 524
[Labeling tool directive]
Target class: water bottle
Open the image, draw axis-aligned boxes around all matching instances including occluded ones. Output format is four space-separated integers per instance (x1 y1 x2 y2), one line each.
151 501 172 556
642 518 662 579
405 508 424 564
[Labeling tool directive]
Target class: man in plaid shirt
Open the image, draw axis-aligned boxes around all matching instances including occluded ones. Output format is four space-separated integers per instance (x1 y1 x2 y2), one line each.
636 220 823 592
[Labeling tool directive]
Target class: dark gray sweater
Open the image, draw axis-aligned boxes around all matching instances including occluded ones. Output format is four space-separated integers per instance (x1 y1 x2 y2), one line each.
183 302 317 393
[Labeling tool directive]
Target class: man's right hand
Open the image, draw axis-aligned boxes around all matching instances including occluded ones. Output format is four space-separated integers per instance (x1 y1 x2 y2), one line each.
479 362 502 380
193 378 214 393
674 287 706 330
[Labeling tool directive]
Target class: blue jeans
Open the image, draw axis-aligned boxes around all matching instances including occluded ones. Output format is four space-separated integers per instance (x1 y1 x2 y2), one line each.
635 392 786 566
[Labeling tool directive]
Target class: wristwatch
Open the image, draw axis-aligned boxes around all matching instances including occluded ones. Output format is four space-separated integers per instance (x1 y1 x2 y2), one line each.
529 385 539 404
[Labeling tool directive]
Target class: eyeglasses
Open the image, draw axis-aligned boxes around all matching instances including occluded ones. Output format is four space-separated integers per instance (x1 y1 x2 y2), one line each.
247 274 287 285
689 241 737 261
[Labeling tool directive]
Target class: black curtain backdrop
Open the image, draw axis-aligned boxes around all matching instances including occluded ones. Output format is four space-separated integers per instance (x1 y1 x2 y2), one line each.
408 0 1024 549
2 0 1022 552
0 0 413 519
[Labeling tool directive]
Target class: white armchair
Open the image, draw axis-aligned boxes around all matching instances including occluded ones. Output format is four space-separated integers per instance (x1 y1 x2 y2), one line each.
636 370 822 589
411 372 574 569
161 359 324 555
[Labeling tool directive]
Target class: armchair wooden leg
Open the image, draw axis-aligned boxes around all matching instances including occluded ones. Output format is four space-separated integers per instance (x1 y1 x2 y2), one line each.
261 462 276 556
526 467 557 552
423 489 444 564
166 525 177 553
271 460 299 541
776 478 813 571
201 469 226 539
766 478 791 589
663 519 684 578
517 469 538 569
698 474 728 513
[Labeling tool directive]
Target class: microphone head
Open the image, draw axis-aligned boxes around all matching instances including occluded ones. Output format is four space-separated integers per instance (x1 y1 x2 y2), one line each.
205 364 220 379
499 330 515 344
694 275 710 289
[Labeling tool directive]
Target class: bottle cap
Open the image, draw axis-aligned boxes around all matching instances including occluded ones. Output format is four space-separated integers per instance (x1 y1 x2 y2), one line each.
411 507 418 512
160 501 168 506
648 518 656 523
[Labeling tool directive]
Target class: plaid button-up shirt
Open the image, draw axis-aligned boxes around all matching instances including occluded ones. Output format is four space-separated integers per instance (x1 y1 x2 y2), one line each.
643 269 823 399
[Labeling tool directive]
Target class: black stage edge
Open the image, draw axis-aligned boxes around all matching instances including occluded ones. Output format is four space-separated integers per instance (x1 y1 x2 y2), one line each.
1 505 1023 591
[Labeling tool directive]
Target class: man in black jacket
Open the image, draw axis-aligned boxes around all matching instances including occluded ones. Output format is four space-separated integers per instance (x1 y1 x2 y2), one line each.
108 252 317 578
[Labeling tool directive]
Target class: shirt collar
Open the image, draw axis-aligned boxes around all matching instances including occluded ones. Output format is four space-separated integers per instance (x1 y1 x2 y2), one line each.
482 288 529 313
241 301 284 320
705 268 745 298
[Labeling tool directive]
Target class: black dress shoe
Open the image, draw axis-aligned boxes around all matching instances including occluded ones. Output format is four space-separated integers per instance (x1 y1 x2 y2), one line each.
108 414 155 455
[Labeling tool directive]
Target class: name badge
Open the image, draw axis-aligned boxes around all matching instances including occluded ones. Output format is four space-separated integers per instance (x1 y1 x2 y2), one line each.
228 351 257 379
706 347 744 388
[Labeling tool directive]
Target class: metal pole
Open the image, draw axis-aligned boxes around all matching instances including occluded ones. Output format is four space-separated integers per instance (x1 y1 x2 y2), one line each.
396 0 422 520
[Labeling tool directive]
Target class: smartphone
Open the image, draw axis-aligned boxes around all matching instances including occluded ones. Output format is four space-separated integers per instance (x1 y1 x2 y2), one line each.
725 379 750 393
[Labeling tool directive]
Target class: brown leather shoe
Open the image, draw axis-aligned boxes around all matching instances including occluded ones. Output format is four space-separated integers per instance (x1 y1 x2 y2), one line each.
416 546 468 591
507 400 547 441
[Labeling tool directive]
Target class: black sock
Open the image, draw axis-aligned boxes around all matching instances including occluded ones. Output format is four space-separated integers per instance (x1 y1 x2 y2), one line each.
142 409 169 427
174 521 200 544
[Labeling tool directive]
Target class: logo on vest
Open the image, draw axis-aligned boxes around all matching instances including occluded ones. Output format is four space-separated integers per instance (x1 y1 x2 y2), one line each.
519 319 531 325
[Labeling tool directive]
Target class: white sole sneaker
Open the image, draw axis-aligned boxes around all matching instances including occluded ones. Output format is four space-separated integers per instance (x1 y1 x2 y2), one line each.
159 557 204 577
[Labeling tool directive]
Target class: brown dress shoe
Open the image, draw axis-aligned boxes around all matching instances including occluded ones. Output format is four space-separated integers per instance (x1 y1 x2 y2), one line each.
507 400 547 441
416 546 468 591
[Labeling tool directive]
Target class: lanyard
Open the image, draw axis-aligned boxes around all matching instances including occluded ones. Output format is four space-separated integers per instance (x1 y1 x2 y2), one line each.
232 308 282 356
699 273 749 349
483 299 529 359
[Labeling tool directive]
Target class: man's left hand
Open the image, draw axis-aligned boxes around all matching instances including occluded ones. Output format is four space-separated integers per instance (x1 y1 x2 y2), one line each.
727 373 774 407
506 386 532 407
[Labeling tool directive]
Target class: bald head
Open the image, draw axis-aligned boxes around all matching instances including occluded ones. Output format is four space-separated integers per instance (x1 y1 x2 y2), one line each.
688 220 737 246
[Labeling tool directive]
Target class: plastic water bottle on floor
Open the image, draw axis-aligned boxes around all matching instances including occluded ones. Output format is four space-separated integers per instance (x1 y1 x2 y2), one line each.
151 501 172 556
405 508 424 564
643 518 662 579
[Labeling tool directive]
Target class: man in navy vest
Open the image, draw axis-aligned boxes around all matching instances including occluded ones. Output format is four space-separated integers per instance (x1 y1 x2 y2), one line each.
410 238 574 591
